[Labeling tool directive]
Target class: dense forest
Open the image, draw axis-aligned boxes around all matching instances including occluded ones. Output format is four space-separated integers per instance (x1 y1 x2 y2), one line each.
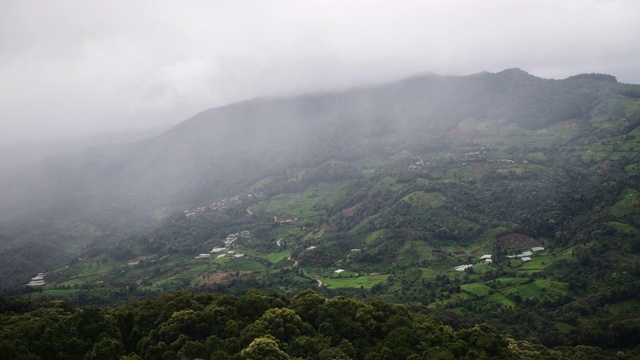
1 289 637 359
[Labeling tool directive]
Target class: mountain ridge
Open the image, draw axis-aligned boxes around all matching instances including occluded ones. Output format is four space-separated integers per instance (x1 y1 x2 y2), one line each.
0 68 634 290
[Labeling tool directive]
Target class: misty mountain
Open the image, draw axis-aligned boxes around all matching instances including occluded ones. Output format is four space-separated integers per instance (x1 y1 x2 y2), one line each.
0 69 624 286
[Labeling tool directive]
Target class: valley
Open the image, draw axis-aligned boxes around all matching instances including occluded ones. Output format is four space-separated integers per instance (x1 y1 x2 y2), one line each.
2 70 640 356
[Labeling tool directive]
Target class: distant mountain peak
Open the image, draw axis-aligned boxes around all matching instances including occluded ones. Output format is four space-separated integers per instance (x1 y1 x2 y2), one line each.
564 73 617 82
495 67 537 79
500 67 529 74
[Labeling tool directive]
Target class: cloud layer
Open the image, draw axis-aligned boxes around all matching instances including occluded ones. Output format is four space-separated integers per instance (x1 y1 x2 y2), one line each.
2 0 639 144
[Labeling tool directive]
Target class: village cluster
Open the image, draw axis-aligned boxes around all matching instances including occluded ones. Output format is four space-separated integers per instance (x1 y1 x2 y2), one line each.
194 230 250 259
408 148 528 171
185 193 264 218
454 246 545 271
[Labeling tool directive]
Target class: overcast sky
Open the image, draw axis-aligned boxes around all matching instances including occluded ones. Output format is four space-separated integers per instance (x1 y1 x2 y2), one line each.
1 0 639 145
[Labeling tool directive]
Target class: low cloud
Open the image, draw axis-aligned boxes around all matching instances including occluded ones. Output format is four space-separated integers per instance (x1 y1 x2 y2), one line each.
1 0 639 145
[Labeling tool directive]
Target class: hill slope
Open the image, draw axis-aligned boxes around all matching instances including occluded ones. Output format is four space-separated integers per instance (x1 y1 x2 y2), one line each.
3 69 640 354
0 68 637 296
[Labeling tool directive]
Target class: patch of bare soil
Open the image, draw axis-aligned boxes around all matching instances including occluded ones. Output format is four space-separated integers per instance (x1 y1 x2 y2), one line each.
431 250 450 259
341 200 367 217
496 233 540 251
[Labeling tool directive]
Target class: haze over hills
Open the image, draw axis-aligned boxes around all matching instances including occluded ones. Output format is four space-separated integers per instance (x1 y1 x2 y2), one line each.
1 68 640 356
0 126 170 171
0 68 631 284
0 68 611 212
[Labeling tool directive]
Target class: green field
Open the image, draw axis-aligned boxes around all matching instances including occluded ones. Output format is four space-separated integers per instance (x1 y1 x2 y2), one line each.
555 322 574 333
34 289 79 298
317 274 389 289
252 181 346 217
262 250 292 264
401 191 445 207
461 283 493 297
608 299 639 315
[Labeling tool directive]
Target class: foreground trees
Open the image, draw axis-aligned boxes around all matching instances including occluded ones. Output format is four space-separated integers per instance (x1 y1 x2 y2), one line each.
1 289 637 360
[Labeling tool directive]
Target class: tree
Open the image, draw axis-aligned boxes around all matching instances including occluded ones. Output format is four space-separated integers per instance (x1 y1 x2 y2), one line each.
254 308 306 343
240 336 289 360
86 336 125 360
290 290 325 324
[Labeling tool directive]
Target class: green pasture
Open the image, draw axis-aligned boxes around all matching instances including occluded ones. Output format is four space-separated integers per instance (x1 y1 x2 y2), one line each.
401 191 446 208
35 289 79 298
610 188 640 218
607 221 639 236
555 322 574 333
518 256 548 271
608 300 639 315
485 292 516 307
262 250 292 264
55 257 125 287
448 307 472 316
363 229 389 244
253 181 346 218
409 242 434 263
493 277 529 287
500 279 567 301
461 283 492 297
318 273 388 289
249 176 275 190
188 262 219 272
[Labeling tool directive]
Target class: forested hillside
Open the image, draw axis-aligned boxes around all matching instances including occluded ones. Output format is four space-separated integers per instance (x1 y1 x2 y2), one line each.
0 69 617 287
2 69 640 358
